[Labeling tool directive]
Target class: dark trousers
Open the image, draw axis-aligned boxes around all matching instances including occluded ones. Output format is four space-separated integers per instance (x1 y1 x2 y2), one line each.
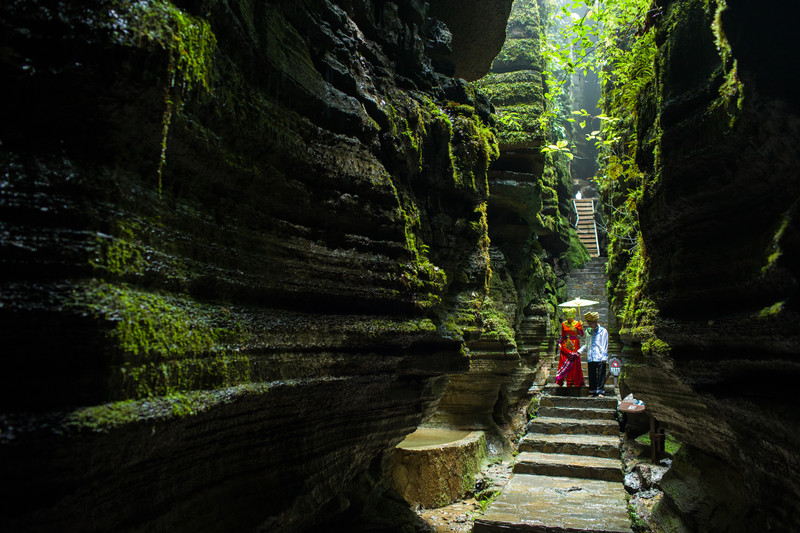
588 361 607 394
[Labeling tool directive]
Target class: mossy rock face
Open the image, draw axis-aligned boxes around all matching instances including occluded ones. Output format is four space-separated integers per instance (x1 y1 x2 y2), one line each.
602 1 800 532
492 38 545 73
392 430 488 508
1 1 516 531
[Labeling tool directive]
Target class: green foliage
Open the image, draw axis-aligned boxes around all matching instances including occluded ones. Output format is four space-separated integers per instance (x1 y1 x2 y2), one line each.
537 0 671 358
539 0 656 168
541 139 573 159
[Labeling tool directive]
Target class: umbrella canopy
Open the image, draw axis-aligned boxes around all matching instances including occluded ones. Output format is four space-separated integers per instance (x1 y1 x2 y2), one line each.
558 298 599 308
558 298 599 320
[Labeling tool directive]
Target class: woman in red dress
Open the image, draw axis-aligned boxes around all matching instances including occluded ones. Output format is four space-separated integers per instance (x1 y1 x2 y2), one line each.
556 307 585 387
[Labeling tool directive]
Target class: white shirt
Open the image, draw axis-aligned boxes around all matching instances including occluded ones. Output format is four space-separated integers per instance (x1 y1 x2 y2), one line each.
580 325 608 362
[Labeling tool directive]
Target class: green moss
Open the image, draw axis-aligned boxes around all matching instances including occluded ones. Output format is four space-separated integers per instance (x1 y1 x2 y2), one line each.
446 104 499 192
757 301 785 319
72 280 253 399
440 289 486 340
562 230 591 270
491 104 547 145
396 195 448 311
91 221 145 278
709 0 744 126
122 0 218 194
642 337 671 358
492 38 545 71
117 353 252 398
627 502 651 532
65 383 270 432
527 397 539 420
83 282 230 358
354 318 438 336
761 212 790 275
479 299 516 346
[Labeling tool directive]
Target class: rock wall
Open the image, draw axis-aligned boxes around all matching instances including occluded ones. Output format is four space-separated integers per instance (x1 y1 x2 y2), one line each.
0 1 520 531
419 0 588 456
607 0 800 530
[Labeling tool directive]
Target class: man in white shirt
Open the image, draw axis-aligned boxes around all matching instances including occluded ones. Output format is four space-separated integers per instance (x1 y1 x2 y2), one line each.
580 311 609 397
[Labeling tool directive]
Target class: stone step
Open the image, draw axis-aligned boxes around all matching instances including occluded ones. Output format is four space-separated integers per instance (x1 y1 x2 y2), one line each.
541 384 615 400
538 406 616 420
473 474 632 533
540 393 618 410
519 433 620 458
513 452 624 482
527 416 620 436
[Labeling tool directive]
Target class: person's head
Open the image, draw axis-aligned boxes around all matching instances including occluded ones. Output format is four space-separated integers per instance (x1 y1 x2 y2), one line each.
562 307 576 320
584 311 599 327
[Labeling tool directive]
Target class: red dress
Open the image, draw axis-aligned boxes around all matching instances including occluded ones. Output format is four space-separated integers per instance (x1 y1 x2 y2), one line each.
556 319 585 387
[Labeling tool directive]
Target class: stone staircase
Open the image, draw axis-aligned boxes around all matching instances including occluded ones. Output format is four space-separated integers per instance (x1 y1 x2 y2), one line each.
473 380 631 533
574 198 599 257
473 255 632 533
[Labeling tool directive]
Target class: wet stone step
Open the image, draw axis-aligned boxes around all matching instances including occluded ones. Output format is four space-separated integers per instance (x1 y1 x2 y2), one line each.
519 433 620 458
513 452 624 482
473 474 632 533
527 416 620 436
538 406 616 420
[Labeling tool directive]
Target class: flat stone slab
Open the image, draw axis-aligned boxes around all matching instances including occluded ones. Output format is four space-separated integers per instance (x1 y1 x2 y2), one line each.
473 474 632 533
538 406 616 420
519 433 620 458
528 416 620 436
540 395 618 410
513 452 623 482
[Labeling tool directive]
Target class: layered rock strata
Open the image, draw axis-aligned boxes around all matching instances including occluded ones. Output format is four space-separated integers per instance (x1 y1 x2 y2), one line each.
606 0 800 530
417 0 588 458
0 1 518 531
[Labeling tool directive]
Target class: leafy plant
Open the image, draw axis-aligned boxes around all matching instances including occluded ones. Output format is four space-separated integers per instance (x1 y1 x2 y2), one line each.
539 0 657 183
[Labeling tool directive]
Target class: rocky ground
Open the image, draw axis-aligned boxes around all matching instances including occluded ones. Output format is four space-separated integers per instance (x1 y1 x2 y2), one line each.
414 432 672 532
415 459 514 532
